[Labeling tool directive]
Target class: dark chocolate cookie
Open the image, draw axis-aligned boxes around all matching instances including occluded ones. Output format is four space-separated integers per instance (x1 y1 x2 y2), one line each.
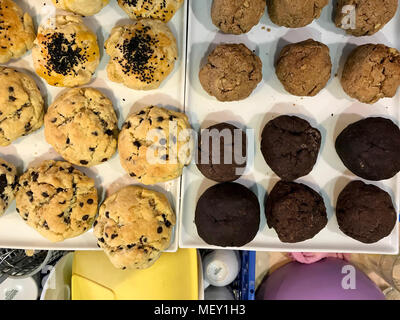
196 123 247 182
336 180 397 244
265 181 328 243
335 117 400 181
261 115 321 181
195 182 260 247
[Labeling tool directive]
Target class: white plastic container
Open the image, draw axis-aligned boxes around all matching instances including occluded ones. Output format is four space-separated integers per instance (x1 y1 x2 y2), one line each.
203 250 241 287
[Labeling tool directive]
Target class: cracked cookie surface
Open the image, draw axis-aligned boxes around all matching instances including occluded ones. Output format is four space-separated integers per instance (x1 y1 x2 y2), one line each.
341 44 400 104
0 67 44 146
276 39 332 97
335 117 400 181
93 185 176 269
16 160 98 242
44 87 118 167
265 181 327 243
199 43 262 102
52 0 109 16
196 122 247 182
267 0 328 28
117 0 184 22
119 106 193 185
336 180 396 244
261 115 321 181
0 0 35 63
0 158 17 217
211 0 266 35
195 182 260 247
335 0 398 36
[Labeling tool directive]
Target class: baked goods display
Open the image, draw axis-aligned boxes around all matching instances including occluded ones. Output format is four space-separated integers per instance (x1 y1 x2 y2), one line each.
0 158 17 217
211 0 266 34
341 44 400 104
0 0 35 63
117 0 184 22
105 19 178 90
199 43 262 101
336 181 397 244
276 39 332 97
195 182 260 247
0 67 45 146
118 106 193 185
52 0 110 16
15 160 98 242
335 0 398 36
335 117 400 181
33 15 100 87
261 115 321 181
267 0 329 28
196 122 247 182
44 87 119 167
265 181 328 243
93 185 176 269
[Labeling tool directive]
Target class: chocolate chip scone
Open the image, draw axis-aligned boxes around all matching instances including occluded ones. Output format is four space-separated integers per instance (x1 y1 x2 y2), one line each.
117 0 184 22
0 158 18 217
0 67 45 146
119 106 193 185
93 185 176 269
16 160 98 242
44 88 118 167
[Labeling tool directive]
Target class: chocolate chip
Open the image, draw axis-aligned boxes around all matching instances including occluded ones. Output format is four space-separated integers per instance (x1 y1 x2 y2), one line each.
59 200 66 205
31 172 38 182
157 227 163 234
129 173 136 177
56 188 64 193
23 181 28 186
79 202 84 207
92 131 98 136
127 244 135 249
89 147 95 152
105 129 113 136
105 232 108 238
58 213 64 217
111 234 118 239
105 211 109 218
87 199 93 204
138 110 145 115
133 141 141 148
169 115 176 121
64 217 70 224
26 191 33 197
125 121 131 129
99 237 105 243
102 158 108 162
80 160 88 165
51 118 57 123
68 167 74 173
93 220 98 227
66 138 70 144
43 221 49 229
9 96 16 102
157 116 164 122
165 220 172 228
42 192 49 197
82 215 89 221
8 87 14 92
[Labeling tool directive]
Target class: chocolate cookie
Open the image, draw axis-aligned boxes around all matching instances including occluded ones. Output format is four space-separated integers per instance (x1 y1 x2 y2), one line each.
335 117 400 181
265 181 328 243
195 183 260 247
341 44 400 104
196 123 247 182
276 39 332 96
261 115 321 181
199 43 262 102
336 180 397 244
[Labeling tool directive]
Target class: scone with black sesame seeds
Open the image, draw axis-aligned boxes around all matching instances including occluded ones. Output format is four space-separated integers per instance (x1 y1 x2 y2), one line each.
105 19 178 90
0 158 18 217
118 106 193 185
117 0 184 22
32 15 100 88
44 88 118 167
0 0 35 63
93 185 175 270
16 160 98 242
0 67 45 146
52 0 110 16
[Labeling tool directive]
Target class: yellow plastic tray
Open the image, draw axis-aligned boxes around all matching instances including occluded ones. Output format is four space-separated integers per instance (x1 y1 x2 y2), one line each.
72 249 198 300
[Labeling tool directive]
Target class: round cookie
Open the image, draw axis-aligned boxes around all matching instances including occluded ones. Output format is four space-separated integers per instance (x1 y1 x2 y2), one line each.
105 19 178 90
265 181 328 243
196 123 247 182
44 88 118 167
267 0 328 28
93 185 176 269
211 0 266 35
335 117 400 181
0 158 17 217
52 0 110 16
15 160 98 242
32 15 100 88
199 44 262 102
335 0 398 36
261 115 321 181
276 39 332 96
118 106 193 185
336 180 397 244
0 67 45 146
341 44 400 104
117 0 184 22
0 0 35 63
195 182 260 247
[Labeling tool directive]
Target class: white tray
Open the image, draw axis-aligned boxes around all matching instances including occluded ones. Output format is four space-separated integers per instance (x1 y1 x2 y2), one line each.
0 0 188 251
179 0 400 254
